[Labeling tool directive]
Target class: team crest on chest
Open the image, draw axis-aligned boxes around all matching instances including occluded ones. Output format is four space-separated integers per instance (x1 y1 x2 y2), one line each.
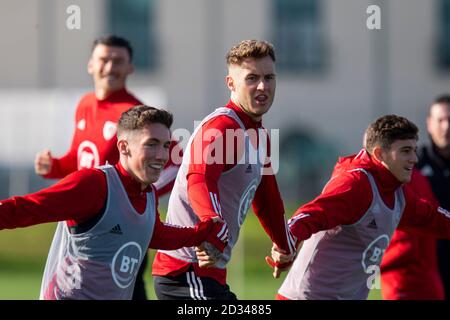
77 140 100 169
103 121 118 141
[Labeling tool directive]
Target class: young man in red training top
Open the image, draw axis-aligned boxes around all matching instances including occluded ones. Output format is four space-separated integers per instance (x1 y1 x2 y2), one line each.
151 40 296 300
0 105 226 300
274 115 450 300
33 35 180 299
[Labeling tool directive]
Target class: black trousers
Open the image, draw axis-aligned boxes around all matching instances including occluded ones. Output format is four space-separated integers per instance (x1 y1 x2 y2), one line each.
153 268 237 300
132 252 148 300
437 239 450 300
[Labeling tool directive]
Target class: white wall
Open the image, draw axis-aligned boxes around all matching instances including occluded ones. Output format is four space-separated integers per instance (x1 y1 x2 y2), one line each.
0 88 166 166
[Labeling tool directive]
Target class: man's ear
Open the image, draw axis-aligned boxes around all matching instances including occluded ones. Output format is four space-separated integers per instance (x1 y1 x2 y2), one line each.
225 75 235 92
117 139 129 156
372 145 385 163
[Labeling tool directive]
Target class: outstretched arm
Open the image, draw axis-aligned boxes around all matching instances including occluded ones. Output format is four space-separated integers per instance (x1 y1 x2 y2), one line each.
0 169 105 230
149 214 228 251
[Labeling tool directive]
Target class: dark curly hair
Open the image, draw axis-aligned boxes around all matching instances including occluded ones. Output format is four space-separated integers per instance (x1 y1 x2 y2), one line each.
364 114 418 153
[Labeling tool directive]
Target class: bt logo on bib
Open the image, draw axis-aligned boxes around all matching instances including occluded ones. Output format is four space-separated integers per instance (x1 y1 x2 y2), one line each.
361 234 389 272
111 242 142 289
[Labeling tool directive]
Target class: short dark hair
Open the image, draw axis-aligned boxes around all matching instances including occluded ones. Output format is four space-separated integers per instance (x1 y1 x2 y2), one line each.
118 105 173 138
364 114 418 153
92 35 133 61
226 40 275 66
429 94 450 115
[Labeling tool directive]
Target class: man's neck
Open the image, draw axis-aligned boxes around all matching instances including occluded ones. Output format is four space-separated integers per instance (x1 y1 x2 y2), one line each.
118 159 148 191
95 87 123 100
230 97 262 122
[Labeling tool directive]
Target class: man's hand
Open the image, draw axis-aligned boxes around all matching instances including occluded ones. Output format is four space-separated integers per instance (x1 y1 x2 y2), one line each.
34 149 53 175
265 243 300 278
195 242 223 268
194 216 228 268
204 217 229 252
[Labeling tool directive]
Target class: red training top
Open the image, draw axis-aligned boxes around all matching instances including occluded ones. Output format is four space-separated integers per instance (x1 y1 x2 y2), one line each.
44 88 142 179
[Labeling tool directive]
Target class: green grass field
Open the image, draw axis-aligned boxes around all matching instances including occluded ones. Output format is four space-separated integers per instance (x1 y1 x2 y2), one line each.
0 213 381 300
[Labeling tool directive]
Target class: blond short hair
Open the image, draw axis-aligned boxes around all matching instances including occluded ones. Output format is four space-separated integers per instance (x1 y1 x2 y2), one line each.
226 40 275 66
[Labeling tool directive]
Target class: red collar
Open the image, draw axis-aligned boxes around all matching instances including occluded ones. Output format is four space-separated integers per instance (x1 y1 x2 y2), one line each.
334 149 402 193
114 162 153 196
225 100 263 130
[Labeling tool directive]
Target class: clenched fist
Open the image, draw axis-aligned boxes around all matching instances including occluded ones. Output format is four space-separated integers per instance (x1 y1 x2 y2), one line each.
34 149 53 175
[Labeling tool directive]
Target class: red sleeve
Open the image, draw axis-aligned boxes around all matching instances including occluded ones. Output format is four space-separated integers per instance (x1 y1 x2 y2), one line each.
397 185 450 238
149 212 198 249
252 172 294 253
149 211 223 250
289 170 372 241
188 174 221 220
45 152 78 179
186 116 240 220
0 169 106 229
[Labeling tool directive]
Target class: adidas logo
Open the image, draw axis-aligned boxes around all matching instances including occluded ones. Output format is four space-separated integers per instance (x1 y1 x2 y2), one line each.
110 224 123 235
367 219 377 229
245 164 252 173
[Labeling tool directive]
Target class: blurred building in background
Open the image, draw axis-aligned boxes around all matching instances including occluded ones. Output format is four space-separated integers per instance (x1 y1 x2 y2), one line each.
1 0 450 204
